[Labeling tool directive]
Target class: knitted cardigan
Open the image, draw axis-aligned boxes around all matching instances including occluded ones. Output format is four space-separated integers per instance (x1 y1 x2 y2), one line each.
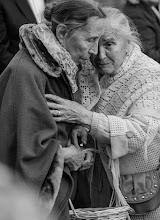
78 44 160 218
79 43 160 174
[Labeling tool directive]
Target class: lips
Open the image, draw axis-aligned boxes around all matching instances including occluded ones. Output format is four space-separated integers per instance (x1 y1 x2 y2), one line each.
97 59 112 66
99 62 112 65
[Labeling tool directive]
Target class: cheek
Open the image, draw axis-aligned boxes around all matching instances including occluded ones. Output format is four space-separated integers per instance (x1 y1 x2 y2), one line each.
64 39 76 54
73 35 92 53
114 51 126 67
76 41 90 53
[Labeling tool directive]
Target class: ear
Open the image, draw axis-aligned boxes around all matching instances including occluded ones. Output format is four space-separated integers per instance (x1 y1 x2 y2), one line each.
56 24 68 45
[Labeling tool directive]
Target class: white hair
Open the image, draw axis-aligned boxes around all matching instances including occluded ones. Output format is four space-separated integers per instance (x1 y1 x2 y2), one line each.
102 7 142 49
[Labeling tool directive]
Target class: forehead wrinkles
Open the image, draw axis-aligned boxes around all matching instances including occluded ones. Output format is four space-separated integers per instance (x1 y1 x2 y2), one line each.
103 22 121 40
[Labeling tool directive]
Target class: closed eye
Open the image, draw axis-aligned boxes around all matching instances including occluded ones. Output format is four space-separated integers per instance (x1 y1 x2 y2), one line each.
87 37 98 43
102 41 114 48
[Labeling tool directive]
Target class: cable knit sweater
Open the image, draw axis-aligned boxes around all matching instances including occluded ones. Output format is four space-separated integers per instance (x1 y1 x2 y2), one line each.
78 43 160 219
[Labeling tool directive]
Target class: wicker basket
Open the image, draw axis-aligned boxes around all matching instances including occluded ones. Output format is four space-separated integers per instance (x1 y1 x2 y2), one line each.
69 149 134 220
69 199 134 220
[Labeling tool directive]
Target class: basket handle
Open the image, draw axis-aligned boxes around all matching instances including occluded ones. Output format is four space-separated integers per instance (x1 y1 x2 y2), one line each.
69 199 80 218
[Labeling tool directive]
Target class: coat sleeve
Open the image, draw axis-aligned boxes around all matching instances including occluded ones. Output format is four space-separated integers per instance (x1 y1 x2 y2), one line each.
13 63 62 192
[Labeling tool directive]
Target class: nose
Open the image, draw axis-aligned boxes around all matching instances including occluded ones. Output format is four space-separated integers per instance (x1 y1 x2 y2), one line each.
98 45 106 60
89 40 99 55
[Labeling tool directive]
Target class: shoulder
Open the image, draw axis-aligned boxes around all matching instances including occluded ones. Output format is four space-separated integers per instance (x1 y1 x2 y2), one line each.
9 49 47 86
127 45 160 79
134 52 160 75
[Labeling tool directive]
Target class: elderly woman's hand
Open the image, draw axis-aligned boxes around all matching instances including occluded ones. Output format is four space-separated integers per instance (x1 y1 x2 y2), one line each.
80 150 94 170
62 145 94 171
45 94 92 129
71 125 88 148
71 126 94 170
62 144 85 171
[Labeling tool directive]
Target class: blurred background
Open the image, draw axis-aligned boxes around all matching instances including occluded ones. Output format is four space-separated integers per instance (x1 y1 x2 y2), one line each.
95 0 127 9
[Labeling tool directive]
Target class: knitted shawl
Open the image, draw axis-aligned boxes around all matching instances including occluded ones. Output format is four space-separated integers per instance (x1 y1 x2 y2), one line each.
79 43 160 116
78 43 160 207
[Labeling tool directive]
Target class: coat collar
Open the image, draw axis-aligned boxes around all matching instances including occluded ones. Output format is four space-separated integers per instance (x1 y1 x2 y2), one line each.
15 0 36 23
19 23 78 93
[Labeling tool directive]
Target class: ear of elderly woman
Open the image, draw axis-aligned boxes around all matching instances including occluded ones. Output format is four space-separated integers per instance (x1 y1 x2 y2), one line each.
46 7 160 218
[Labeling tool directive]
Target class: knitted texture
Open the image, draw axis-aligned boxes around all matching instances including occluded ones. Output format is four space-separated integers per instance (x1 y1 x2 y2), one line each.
78 60 101 110
78 43 160 219
79 43 160 171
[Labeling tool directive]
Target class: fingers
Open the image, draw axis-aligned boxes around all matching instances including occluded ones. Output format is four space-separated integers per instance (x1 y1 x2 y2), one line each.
49 109 61 116
45 94 63 103
80 151 94 170
49 110 63 122
50 110 62 117
85 151 93 163
47 101 63 119
81 129 88 145
72 131 80 148
45 94 71 106
72 126 88 148
46 101 61 110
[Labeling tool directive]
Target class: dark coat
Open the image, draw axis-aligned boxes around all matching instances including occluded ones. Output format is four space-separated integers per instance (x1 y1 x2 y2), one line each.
0 0 36 73
123 1 160 63
0 48 74 220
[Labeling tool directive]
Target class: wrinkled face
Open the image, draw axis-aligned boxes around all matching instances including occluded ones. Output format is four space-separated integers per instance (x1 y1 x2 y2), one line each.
91 25 129 76
64 17 105 65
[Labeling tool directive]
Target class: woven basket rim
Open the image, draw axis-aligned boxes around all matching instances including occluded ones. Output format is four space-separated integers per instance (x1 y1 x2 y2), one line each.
69 205 134 219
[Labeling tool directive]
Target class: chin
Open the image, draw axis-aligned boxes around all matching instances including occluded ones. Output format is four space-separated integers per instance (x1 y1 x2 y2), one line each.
101 68 114 76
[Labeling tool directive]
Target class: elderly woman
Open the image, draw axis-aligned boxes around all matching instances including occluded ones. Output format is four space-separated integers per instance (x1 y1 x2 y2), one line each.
46 7 160 219
0 0 106 219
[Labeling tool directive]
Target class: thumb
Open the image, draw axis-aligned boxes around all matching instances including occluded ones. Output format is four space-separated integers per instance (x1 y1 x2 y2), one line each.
81 130 88 145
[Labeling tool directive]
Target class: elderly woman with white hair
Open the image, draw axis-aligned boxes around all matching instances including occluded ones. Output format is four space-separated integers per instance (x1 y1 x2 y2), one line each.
46 7 160 219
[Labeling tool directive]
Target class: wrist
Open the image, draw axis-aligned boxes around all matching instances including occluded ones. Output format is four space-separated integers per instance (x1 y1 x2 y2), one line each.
62 148 69 161
81 111 92 131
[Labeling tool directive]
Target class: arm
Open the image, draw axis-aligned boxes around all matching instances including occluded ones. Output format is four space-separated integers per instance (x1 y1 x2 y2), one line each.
14 64 62 190
89 112 150 159
45 89 160 160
